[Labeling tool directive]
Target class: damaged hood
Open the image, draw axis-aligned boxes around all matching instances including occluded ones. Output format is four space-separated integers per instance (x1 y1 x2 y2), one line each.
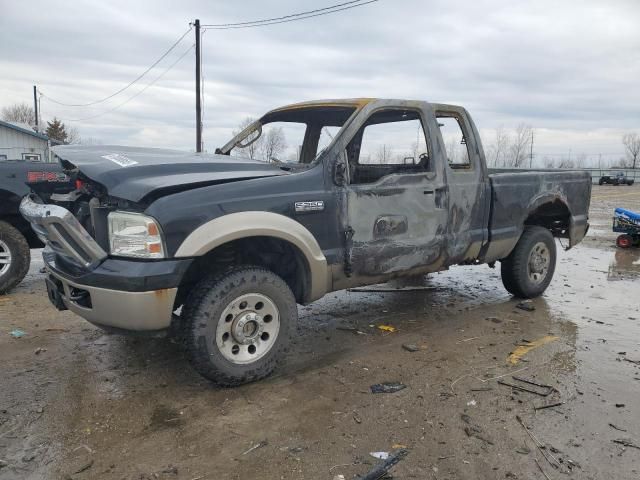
52 145 289 202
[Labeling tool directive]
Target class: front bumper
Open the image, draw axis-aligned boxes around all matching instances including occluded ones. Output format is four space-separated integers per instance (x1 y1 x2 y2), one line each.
43 248 192 331
20 195 191 331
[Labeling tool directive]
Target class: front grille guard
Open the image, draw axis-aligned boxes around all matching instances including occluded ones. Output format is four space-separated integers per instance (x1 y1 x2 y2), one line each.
20 194 107 268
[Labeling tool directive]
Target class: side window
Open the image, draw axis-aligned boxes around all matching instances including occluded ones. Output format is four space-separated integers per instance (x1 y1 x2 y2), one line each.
348 109 430 185
317 126 340 153
22 153 41 162
437 115 471 169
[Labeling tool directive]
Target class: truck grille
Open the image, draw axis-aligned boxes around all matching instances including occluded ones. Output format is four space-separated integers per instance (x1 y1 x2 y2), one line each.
20 194 107 269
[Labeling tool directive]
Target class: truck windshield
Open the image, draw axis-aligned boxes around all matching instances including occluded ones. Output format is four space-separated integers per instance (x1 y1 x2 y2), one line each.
222 106 356 166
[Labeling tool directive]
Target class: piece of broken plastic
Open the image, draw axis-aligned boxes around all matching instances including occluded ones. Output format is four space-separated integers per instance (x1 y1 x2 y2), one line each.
370 382 407 394
370 452 390 460
10 329 26 338
377 325 397 333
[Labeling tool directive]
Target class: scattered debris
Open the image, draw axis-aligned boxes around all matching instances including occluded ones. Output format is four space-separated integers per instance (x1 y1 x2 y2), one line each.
612 438 640 450
241 440 268 456
34 348 46 355
161 465 178 475
370 382 407 394
401 343 419 352
359 448 408 480
515 446 531 454
615 403 626 408
498 376 555 396
369 451 389 460
609 423 627 432
336 326 368 335
466 399 477 406
623 358 640 366
71 460 94 475
516 415 562 471
516 301 535 312
9 329 26 339
353 412 362 424
534 402 564 411
461 414 494 445
534 457 552 480
486 316 502 323
333 475 346 480
377 324 397 333
508 336 558 364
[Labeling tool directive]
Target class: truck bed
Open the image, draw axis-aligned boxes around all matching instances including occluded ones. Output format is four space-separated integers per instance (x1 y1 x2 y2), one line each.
484 169 591 261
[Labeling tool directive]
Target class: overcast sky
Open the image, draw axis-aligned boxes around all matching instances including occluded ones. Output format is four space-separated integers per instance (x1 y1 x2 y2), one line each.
1 0 638 165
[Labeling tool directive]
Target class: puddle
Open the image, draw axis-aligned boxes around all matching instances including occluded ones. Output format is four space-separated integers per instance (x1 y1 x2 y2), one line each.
608 248 640 280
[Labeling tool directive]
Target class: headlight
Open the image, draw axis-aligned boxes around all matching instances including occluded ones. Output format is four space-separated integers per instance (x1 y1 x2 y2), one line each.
108 211 165 259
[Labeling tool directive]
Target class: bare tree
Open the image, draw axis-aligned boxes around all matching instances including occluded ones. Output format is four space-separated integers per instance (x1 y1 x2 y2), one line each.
486 126 510 167
261 126 286 162
375 144 389 164
67 125 81 144
623 133 640 169
1 103 35 126
506 124 533 168
543 156 556 168
233 117 262 159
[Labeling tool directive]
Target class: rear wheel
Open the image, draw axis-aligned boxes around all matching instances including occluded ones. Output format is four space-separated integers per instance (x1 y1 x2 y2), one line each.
616 234 633 248
501 226 557 298
0 221 30 295
181 266 297 386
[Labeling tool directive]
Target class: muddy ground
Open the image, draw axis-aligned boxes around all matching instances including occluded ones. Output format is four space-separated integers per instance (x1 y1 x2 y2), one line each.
1 184 640 480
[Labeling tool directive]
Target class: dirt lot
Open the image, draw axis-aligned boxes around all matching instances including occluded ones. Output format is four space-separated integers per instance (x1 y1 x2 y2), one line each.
1 184 640 480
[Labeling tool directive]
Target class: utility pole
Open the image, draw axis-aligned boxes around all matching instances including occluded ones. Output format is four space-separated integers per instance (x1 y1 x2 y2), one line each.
33 85 39 132
194 19 202 153
529 129 534 168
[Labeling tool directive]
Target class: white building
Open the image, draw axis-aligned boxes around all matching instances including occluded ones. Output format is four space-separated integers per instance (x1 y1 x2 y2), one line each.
0 120 60 162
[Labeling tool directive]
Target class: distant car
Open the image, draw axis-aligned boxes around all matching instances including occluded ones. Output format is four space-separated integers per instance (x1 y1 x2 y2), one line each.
599 171 634 186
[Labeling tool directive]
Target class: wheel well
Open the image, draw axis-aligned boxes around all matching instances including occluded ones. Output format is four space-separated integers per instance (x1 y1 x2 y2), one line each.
524 200 571 238
0 215 42 248
175 236 311 308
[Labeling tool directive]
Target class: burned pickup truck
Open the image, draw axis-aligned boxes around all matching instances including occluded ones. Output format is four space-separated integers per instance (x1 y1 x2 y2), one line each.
21 99 591 385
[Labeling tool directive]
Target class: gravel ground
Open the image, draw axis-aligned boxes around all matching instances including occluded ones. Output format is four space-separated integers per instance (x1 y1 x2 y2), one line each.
1 184 639 480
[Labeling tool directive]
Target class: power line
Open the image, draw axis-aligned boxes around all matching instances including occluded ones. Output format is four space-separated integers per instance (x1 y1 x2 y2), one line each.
201 0 380 30
40 26 192 107
60 43 195 123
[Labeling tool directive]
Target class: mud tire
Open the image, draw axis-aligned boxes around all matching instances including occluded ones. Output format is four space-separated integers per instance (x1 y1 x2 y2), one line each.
0 221 30 295
500 226 556 298
181 266 297 386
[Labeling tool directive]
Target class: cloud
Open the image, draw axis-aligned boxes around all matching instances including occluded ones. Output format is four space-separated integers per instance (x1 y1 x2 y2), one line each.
1 0 638 161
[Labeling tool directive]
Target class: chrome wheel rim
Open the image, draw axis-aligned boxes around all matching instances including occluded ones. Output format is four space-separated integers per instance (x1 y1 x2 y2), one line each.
216 293 280 364
528 241 550 284
0 240 11 277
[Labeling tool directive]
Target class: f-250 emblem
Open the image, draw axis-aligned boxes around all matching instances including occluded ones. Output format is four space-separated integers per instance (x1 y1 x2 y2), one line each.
294 201 325 213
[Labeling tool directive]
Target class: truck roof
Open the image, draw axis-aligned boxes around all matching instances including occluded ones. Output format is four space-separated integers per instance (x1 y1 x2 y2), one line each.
268 98 463 114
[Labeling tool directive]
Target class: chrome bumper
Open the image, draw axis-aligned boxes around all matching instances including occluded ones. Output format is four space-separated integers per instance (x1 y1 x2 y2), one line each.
19 194 107 268
45 266 177 331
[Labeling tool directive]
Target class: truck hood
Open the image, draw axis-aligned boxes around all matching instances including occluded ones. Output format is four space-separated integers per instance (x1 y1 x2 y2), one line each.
52 145 289 203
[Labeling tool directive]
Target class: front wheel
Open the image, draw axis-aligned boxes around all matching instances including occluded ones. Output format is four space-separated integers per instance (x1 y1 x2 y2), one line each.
181 266 297 386
0 221 31 295
500 226 557 298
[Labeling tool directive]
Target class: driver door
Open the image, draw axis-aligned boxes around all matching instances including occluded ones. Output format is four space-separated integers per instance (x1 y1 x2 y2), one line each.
341 106 448 284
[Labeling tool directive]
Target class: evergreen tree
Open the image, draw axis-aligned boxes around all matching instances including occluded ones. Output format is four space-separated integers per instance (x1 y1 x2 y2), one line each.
46 117 68 143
